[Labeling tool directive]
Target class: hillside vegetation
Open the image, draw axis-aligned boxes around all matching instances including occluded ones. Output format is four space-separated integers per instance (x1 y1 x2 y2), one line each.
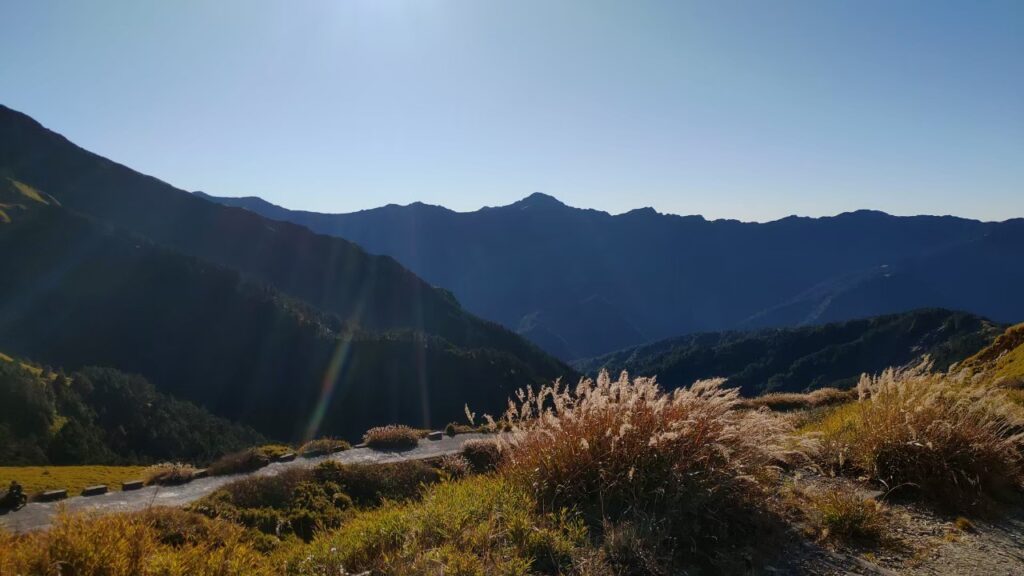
0 202 568 439
3 323 1024 574
0 355 263 466
577 309 999 395
0 105 557 366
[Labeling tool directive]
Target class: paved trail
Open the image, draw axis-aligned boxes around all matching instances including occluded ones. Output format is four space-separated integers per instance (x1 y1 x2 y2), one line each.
0 433 488 534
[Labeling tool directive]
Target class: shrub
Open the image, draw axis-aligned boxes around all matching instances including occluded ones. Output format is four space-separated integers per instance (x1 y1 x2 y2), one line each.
437 454 471 479
444 422 480 436
190 468 347 541
495 371 790 566
297 437 350 457
218 468 312 510
313 459 439 506
362 424 420 450
208 444 293 476
144 462 198 485
810 363 1024 508
287 475 587 575
461 438 502 472
804 488 887 544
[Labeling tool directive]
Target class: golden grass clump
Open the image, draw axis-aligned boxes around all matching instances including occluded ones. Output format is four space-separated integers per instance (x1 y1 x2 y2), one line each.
0 508 274 576
144 462 199 486
494 370 791 563
742 387 855 412
810 362 1024 508
297 437 351 457
362 424 421 450
287 475 587 575
805 488 887 544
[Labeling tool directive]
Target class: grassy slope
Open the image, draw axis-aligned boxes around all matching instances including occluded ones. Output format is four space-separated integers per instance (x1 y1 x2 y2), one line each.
0 466 147 496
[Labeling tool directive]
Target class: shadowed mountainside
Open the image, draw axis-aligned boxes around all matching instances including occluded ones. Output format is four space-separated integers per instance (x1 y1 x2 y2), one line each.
200 192 1024 360
575 308 1001 395
0 105 555 369
0 196 568 440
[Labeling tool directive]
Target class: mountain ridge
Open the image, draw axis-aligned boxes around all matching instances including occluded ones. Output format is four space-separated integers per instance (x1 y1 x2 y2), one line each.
198 191 1024 360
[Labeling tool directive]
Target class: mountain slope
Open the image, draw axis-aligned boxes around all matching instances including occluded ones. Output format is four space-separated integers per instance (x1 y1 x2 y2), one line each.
575 309 1000 395
0 195 568 440
0 105 552 368
0 355 265 466
201 192 1024 360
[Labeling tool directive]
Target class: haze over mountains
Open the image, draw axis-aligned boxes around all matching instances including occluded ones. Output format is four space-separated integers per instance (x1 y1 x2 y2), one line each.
201 192 1024 360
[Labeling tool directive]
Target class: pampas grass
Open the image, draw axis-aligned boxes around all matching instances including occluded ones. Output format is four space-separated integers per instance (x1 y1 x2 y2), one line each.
812 361 1024 508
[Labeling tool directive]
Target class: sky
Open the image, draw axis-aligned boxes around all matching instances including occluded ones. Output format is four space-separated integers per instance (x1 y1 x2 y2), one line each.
1 1 1021 222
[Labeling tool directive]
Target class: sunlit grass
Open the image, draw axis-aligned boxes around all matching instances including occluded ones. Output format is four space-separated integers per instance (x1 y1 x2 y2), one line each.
0 465 148 496
290 475 587 575
803 363 1024 508
8 179 49 205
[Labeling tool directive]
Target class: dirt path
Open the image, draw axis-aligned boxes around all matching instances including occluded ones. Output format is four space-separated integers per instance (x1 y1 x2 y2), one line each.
0 433 488 534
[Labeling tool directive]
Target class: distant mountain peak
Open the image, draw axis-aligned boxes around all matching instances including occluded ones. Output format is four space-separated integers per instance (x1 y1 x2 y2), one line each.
510 192 567 210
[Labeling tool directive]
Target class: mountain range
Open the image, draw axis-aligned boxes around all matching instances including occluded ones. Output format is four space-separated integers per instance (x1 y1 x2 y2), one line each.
0 105 570 440
576 308 1000 395
199 192 1024 360
2 102 1020 446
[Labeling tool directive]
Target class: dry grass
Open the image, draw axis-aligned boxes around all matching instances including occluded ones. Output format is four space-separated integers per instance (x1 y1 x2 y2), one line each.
0 465 147 496
0 508 275 576
742 387 855 412
362 424 421 450
493 370 792 568
437 454 472 479
289 474 588 575
297 437 350 457
460 438 503 472
208 444 293 476
144 463 199 486
804 487 888 544
807 362 1024 509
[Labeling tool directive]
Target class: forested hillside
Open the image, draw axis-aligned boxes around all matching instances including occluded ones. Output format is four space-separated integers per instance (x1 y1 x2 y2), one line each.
0 190 569 440
0 355 264 466
577 309 1000 395
0 105 555 367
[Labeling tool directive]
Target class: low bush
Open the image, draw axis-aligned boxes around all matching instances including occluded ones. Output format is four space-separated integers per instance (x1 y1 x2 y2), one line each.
208 444 293 476
144 462 198 486
437 454 471 479
190 468 348 541
803 487 887 544
495 370 791 568
287 475 588 575
313 459 439 506
297 438 350 457
809 363 1024 509
461 438 502 472
362 425 421 450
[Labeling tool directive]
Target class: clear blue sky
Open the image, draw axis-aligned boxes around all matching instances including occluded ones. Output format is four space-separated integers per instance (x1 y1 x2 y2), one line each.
1 0 1021 221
